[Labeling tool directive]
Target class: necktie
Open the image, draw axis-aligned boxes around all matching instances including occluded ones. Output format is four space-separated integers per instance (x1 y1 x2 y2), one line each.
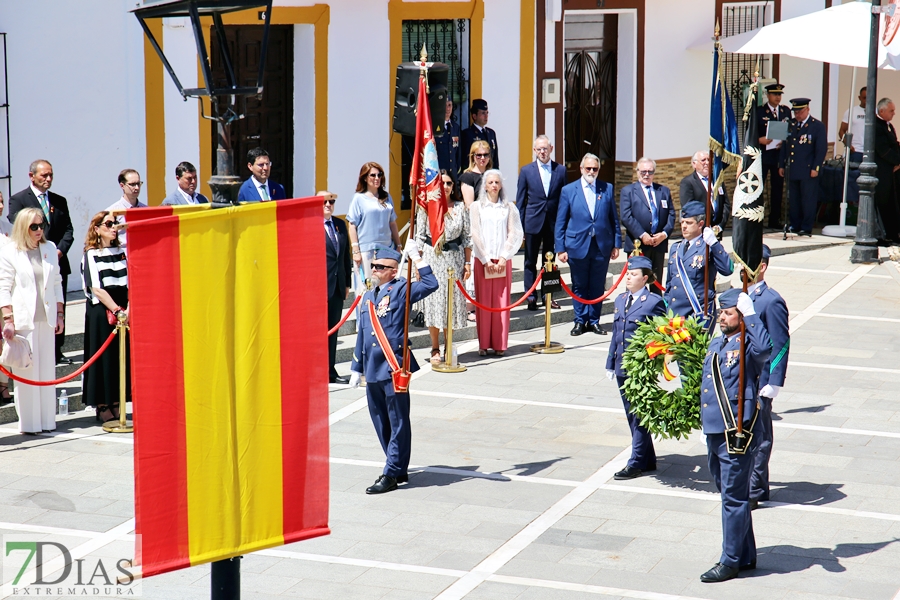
701 176 708 187
625 294 634 313
541 163 551 195
326 220 338 250
38 193 49 218
587 183 596 219
259 185 270 201
645 185 658 232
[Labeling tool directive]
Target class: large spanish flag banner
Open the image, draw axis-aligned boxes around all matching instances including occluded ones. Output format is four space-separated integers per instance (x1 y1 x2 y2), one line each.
126 198 330 577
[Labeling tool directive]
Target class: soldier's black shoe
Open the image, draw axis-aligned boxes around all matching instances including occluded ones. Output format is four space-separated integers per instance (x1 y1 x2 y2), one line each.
397 473 409 484
613 466 643 480
570 323 585 336
739 561 756 571
527 298 538 311
366 475 397 494
590 323 607 335
749 499 759 511
700 563 739 583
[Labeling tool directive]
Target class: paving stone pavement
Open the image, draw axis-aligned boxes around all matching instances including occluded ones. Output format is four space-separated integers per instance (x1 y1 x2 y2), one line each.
0 245 899 599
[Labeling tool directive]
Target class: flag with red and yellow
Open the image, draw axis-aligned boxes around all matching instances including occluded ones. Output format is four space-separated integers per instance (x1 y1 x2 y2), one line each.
126 197 330 577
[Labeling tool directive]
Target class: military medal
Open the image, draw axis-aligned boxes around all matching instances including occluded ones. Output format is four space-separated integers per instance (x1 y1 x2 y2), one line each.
691 254 704 269
376 296 390 317
640 295 647 302
725 350 738 368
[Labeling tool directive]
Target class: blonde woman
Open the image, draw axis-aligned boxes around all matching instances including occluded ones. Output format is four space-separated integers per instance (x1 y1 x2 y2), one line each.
459 140 493 207
0 208 64 434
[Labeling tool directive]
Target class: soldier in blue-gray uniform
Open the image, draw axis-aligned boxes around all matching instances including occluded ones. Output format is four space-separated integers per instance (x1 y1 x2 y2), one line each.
756 83 791 229
435 99 461 175
748 245 790 508
664 201 734 324
606 255 666 480
778 97 827 236
699 288 771 583
349 240 439 494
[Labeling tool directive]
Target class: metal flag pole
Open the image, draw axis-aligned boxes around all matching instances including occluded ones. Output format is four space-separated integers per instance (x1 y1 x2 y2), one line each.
735 269 749 438
433 268 466 373
103 313 133 434
823 66 859 238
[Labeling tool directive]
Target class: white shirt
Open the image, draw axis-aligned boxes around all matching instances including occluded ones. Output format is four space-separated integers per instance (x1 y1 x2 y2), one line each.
106 197 148 248
581 177 597 218
251 175 270 201
470 199 524 263
177 187 200 205
842 105 866 151
537 159 552 196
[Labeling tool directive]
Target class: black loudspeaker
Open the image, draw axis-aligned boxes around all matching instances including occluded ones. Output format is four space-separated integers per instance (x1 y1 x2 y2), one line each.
392 62 449 137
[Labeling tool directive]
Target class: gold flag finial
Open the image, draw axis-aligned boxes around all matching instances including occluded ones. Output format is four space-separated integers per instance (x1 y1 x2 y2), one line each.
419 44 428 64
714 19 720 39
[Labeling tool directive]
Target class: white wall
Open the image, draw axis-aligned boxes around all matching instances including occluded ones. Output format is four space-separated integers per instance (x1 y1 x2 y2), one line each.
294 24 316 198
642 0 715 160
163 18 201 199
617 10 637 163
0 0 147 291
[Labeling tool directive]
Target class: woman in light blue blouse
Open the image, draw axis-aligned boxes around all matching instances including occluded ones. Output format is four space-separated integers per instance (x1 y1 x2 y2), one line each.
347 161 402 287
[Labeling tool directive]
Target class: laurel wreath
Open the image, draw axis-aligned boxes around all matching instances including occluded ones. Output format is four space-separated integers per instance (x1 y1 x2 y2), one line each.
620 311 710 440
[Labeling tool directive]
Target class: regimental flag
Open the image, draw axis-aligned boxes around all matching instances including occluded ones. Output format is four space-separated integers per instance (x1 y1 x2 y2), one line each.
408 71 449 251
709 40 741 192
127 198 331 578
731 76 765 279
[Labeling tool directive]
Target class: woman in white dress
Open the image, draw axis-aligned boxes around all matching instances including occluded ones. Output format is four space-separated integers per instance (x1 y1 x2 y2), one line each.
0 208 64 434
0 193 14 403
415 171 472 363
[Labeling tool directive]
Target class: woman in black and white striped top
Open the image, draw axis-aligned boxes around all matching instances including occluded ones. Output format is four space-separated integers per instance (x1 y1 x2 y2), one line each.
81 211 130 423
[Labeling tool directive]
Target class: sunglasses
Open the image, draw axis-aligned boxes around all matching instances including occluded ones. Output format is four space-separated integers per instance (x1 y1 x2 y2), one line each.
442 180 454 186
474 153 490 158
583 166 599 173
29 223 45 232
638 170 655 176
367 172 383 179
323 199 336 205
101 221 117 229
371 263 394 271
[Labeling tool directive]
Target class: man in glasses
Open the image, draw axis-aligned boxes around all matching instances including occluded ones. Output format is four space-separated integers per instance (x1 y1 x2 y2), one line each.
516 135 566 311
555 153 621 336
9 159 75 365
106 168 148 251
679 151 729 230
348 241 438 494
459 99 499 169
237 147 287 202
161 161 210 205
322 191 352 384
620 157 675 286
757 83 791 229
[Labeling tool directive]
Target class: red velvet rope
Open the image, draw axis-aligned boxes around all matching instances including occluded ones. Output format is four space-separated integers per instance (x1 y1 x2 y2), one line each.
559 264 628 305
455 270 543 313
653 280 666 292
0 328 119 386
327 294 362 336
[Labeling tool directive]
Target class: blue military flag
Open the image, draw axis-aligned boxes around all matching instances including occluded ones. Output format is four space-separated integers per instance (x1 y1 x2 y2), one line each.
709 40 741 192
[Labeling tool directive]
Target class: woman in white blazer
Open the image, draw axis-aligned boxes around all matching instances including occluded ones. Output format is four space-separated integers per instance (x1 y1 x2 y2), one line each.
0 208 64 434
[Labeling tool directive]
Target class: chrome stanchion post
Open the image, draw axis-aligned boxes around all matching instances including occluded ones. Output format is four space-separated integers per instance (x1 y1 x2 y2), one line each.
103 313 133 433
433 267 466 373
530 252 564 354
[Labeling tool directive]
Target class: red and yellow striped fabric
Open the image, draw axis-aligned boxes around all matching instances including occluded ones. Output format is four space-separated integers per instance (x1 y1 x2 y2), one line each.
127 198 330 577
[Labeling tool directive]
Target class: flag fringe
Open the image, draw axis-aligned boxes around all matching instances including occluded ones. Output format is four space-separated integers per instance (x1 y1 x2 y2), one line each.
730 251 763 281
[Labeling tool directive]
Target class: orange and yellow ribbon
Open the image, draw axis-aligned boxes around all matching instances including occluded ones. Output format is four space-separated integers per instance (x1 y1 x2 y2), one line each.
646 317 693 359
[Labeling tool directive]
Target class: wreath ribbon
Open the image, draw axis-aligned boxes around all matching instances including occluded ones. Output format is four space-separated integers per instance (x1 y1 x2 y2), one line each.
645 317 693 359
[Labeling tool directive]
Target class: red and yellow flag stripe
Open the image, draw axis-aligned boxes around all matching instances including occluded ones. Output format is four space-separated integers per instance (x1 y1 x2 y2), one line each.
128 198 330 577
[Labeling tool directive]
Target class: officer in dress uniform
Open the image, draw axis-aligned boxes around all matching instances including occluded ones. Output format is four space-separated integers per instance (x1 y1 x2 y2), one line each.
435 99 461 176
779 98 827 236
664 201 733 323
699 288 771 583
606 256 666 480
749 245 790 509
349 241 439 494
757 83 791 229
459 99 500 169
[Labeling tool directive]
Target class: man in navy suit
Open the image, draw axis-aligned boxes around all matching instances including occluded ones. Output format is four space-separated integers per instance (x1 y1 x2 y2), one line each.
516 135 566 311
237 148 287 202
699 288 770 583
161 161 210 205
679 152 729 229
349 241 438 494
323 191 352 384
620 158 675 286
459 99 499 168
778 98 827 235
749 245 790 508
757 83 791 229
606 255 666 479
435 99 461 176
9 159 75 365
555 153 621 336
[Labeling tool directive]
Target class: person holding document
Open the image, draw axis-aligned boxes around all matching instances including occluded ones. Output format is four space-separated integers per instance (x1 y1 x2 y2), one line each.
756 83 791 229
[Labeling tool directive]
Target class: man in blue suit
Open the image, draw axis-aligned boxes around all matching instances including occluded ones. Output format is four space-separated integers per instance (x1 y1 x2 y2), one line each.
237 147 287 202
778 98 827 235
664 201 734 324
435 99 461 176
161 161 210 205
555 153 621 336
516 135 566 311
700 288 770 583
620 158 676 286
749 245 790 508
349 240 439 494
606 255 666 479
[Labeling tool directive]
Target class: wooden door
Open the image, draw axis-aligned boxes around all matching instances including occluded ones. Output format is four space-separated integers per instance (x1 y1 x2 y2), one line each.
210 25 294 197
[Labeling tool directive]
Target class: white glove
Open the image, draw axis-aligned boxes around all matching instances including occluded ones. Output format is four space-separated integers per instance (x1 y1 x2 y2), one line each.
736 292 756 317
404 237 421 262
702 227 718 247
760 384 781 399
606 370 616 382
348 371 361 388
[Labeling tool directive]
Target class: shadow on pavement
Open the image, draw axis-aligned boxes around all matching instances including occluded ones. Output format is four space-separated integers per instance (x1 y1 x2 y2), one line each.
771 404 832 420
768 480 847 506
403 457 571 489
747 538 900 575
